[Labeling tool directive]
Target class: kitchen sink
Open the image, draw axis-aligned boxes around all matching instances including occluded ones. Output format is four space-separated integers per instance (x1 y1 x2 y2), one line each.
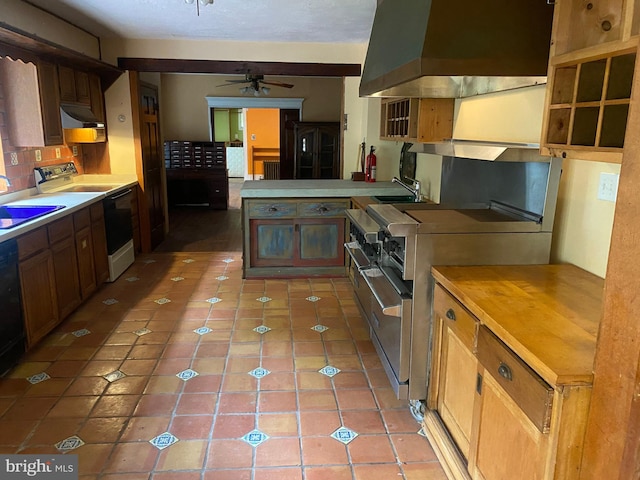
373 195 419 203
0 205 65 229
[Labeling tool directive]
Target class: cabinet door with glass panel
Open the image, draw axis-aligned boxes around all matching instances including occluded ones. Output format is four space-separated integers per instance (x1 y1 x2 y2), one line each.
294 122 340 179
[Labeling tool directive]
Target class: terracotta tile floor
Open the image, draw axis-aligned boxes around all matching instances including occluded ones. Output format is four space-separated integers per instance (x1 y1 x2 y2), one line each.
0 250 447 479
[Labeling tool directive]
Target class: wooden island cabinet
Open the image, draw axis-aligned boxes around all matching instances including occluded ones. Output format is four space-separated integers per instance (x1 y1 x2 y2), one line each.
240 179 411 279
425 264 604 480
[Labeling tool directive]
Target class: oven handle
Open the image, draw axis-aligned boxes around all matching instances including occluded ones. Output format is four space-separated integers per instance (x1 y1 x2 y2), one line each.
344 242 371 270
361 267 402 317
107 188 132 200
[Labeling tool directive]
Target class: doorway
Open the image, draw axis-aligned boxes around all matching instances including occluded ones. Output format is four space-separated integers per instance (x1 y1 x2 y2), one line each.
207 97 303 180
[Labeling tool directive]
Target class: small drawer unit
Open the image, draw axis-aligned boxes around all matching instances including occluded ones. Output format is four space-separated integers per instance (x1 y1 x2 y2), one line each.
477 326 554 433
247 201 297 218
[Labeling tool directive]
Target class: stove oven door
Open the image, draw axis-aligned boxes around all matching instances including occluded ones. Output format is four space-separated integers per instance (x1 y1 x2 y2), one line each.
345 242 373 321
361 267 412 399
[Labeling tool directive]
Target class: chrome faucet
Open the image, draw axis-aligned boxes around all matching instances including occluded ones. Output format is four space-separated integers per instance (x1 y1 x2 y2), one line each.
392 176 421 202
0 175 11 187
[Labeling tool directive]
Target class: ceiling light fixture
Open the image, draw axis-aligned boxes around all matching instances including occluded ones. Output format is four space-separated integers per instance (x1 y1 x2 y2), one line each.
240 85 270 96
185 0 214 16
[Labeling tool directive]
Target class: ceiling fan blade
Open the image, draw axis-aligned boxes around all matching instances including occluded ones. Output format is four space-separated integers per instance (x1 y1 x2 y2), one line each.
261 80 294 88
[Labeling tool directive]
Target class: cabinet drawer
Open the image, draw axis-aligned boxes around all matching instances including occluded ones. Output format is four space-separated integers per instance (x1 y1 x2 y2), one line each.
433 284 478 351
47 216 74 244
477 326 554 433
17 227 48 260
248 201 296 218
298 201 347 217
73 208 91 230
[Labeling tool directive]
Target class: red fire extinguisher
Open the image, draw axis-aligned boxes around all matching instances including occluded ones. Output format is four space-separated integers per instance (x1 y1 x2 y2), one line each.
365 146 377 182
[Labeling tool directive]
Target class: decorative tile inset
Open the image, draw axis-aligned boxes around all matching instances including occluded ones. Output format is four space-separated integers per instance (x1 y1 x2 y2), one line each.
222 258 235 264
72 328 91 337
183 259 195 264
176 369 199 381
216 275 229 281
194 326 212 335
306 295 321 302
55 435 85 452
103 370 126 383
417 427 427 437
27 372 50 385
206 297 222 304
319 365 341 378
149 432 179 450
248 367 271 379
134 327 152 336
256 296 272 303
154 298 171 305
103 298 119 305
311 324 329 333
126 276 140 282
331 426 358 445
171 276 185 282
241 429 269 447
253 325 271 334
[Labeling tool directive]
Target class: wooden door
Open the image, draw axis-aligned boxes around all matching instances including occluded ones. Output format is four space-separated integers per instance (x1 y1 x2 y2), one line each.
132 76 165 252
50 236 81 320
19 249 58 347
294 217 344 267
75 226 96 300
279 109 299 179
36 61 63 146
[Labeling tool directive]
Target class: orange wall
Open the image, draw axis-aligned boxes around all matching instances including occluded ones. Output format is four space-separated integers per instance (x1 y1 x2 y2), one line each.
246 108 279 176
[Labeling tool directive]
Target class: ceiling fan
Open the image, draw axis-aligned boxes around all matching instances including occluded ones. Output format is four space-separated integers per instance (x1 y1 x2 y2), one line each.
218 74 294 96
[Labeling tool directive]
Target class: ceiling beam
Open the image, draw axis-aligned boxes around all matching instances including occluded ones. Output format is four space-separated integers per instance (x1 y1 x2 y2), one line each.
117 58 361 77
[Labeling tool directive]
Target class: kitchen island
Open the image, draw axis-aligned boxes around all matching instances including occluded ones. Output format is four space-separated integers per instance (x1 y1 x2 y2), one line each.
240 180 408 278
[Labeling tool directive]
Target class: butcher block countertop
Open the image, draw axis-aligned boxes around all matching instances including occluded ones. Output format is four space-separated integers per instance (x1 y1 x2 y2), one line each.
431 264 604 387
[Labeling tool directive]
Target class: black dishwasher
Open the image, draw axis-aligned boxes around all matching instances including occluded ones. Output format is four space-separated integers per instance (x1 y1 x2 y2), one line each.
0 239 25 376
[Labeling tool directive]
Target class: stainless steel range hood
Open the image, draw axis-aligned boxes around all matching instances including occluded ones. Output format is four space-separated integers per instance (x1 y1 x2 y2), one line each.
60 104 106 143
409 140 549 162
360 0 554 98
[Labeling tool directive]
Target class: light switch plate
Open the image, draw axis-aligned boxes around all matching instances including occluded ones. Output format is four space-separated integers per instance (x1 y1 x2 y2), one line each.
72 146 78 156
35 150 42 162
10 152 18 165
598 172 619 202
55 148 61 159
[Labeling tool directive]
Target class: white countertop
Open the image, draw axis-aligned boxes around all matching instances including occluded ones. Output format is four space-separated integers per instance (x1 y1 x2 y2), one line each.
0 175 138 243
240 180 410 198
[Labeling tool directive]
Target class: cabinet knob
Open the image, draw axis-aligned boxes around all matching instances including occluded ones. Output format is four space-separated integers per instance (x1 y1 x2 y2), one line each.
268 206 278 212
318 206 329 213
445 308 456 321
497 362 513 381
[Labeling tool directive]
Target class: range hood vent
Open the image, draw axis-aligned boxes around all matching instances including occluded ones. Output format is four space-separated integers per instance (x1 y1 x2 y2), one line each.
409 140 548 162
60 104 106 143
360 0 554 98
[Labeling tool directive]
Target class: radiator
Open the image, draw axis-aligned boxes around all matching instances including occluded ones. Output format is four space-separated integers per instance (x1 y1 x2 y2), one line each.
263 161 280 180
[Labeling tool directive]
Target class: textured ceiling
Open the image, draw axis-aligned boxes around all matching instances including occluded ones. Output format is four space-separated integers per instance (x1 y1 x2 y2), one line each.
26 0 377 43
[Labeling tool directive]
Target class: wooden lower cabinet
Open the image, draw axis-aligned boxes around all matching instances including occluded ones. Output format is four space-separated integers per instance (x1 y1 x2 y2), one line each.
244 198 348 277
426 266 601 480
90 203 109 285
431 285 478 459
16 201 109 348
18 247 58 348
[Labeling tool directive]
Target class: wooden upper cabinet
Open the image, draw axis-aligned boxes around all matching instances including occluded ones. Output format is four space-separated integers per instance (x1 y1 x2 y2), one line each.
380 97 453 143
88 73 105 122
540 0 640 163
37 61 64 146
58 65 91 106
551 0 638 57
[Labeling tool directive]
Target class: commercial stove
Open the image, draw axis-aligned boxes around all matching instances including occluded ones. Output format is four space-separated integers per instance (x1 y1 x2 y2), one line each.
345 156 562 417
